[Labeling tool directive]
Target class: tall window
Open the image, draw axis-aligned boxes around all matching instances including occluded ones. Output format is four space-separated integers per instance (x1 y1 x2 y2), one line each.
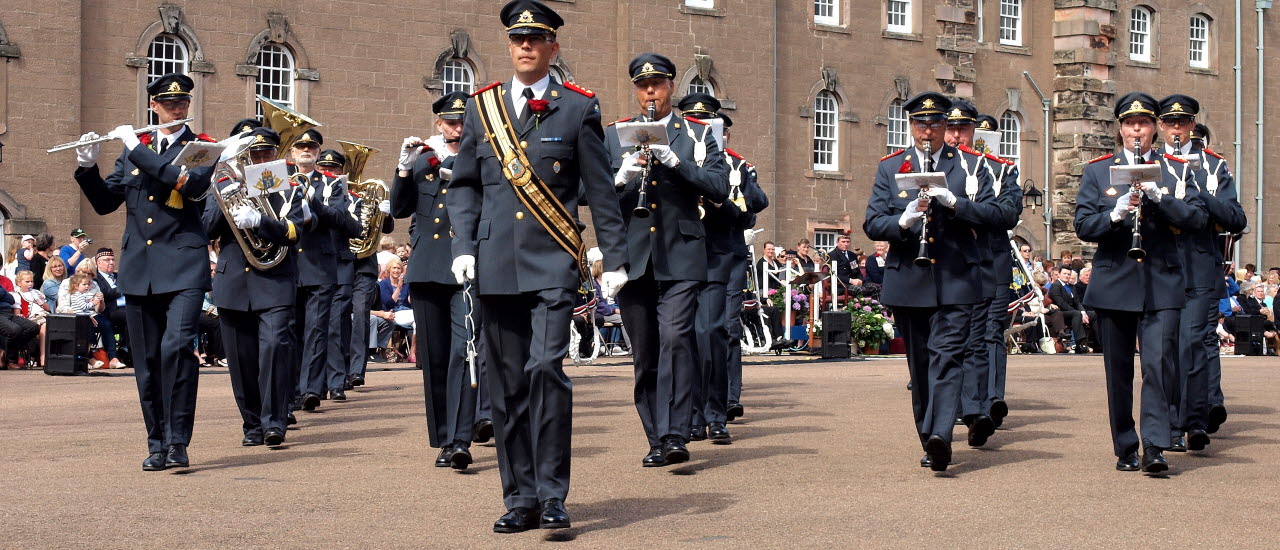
815 0 839 26
886 0 910 33
813 230 840 252
886 100 909 155
687 76 715 97
255 43 294 117
1129 7 1152 62
442 59 475 94
999 0 1022 46
1189 15 1210 69
999 111 1021 170
685 0 714 8
813 91 839 171
146 34 189 125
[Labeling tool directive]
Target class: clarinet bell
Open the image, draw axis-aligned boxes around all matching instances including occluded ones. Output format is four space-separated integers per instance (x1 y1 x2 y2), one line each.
913 243 931 267
632 205 651 219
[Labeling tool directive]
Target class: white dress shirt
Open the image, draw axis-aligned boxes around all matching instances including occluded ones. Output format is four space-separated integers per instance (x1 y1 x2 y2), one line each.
510 74 551 119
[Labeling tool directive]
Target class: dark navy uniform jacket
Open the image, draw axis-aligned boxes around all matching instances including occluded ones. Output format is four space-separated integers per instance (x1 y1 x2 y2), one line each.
449 79 630 295
605 112 729 282
293 170 361 287
391 148 457 287
1075 150 1208 312
703 150 768 287
73 126 213 295
330 177 365 286
967 151 1024 297
1173 143 1247 292
862 144 998 308
203 184 306 311
354 213 394 277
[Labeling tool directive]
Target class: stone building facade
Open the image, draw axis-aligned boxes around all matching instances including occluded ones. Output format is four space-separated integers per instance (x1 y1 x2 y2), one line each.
1 1 1277 266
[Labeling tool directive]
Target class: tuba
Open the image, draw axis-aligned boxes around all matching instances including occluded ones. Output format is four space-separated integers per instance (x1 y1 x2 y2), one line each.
210 137 290 270
338 140 388 259
259 95 322 158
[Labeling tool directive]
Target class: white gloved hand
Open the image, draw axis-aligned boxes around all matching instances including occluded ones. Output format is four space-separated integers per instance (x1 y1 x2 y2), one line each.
601 267 629 299
378 200 391 215
614 152 642 187
219 181 242 195
439 167 453 182
898 208 926 229
107 125 140 151
75 132 101 168
648 144 680 168
305 184 316 201
1110 191 1135 223
926 186 958 208
299 196 313 223
451 255 476 284
398 137 423 170
1140 181 1163 203
232 205 262 229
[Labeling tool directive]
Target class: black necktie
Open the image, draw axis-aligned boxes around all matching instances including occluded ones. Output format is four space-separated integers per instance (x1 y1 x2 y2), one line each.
520 88 535 125
158 136 169 154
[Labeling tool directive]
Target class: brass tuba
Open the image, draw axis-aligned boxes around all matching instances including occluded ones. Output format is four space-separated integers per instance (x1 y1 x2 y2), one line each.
259 95 322 160
339 140 388 259
210 137 290 270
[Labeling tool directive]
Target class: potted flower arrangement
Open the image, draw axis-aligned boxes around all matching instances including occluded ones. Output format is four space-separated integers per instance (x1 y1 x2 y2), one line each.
845 295 894 354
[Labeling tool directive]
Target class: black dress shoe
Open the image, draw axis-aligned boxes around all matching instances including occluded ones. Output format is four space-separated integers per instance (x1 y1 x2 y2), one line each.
919 454 932 468
342 379 354 391
1116 452 1140 471
967 415 995 447
642 446 666 467
1141 447 1169 474
1168 435 1187 453
264 428 285 447
726 402 744 422
689 425 707 441
449 443 473 470
1208 404 1228 434
287 412 298 426
302 393 321 411
539 498 571 529
350 375 366 387
164 444 189 468
493 507 539 534
709 423 730 442
242 434 264 447
661 437 690 465
1187 429 1210 451
472 419 494 444
924 435 951 472
330 389 346 401
990 399 1009 428
143 452 168 471
435 445 453 468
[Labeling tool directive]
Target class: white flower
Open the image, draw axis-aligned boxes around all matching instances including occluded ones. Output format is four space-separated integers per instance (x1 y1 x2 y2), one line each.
882 322 894 335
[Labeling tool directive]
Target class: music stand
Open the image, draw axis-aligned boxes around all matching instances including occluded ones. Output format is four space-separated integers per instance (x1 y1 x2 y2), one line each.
789 272 826 286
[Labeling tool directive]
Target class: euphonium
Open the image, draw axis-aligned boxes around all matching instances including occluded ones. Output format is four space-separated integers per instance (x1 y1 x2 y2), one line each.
339 140 388 259
259 95 322 159
210 139 289 270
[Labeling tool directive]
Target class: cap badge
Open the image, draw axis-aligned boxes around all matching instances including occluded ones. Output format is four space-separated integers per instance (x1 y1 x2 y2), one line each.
950 108 962 118
642 62 655 73
694 102 705 111
922 99 935 109
253 135 267 144
452 99 465 109
1131 100 1143 111
324 153 334 161
518 10 535 23
1171 102 1184 112
979 122 991 130
168 81 182 93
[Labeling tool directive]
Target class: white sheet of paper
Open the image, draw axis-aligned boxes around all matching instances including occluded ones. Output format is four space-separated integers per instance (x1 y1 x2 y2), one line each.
615 121 670 148
170 142 227 170
1109 164 1162 187
895 172 947 193
973 129 1000 155
708 118 725 150
243 159 290 197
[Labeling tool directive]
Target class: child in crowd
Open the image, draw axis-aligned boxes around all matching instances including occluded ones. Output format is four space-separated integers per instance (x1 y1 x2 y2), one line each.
60 272 107 369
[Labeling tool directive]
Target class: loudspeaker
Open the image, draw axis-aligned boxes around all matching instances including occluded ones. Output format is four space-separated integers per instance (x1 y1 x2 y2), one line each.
821 311 852 359
44 314 92 375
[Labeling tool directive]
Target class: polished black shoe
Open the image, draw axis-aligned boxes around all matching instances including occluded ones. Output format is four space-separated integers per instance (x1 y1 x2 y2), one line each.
709 423 731 442
435 445 453 468
164 444 189 468
1208 404 1228 434
726 402 744 422
342 379 354 391
689 425 708 441
1168 435 1187 453
539 498 571 529
661 437 690 465
264 428 285 447
493 507 539 534
924 435 951 472
143 452 168 471
1187 429 1210 451
350 375 366 387
449 443 473 470
242 434 264 447
968 415 995 447
642 446 666 467
287 412 298 426
1116 452 1141 471
1141 447 1169 474
990 399 1009 428
302 393 321 411
330 389 347 401
919 454 932 468
473 419 494 444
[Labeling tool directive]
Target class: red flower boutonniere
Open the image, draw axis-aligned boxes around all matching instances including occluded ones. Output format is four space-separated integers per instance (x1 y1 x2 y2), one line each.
529 99 550 128
139 133 154 149
898 158 913 174
427 155 441 169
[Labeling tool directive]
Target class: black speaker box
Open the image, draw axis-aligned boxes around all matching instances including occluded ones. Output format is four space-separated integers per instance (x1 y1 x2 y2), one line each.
44 314 92 375
821 311 852 359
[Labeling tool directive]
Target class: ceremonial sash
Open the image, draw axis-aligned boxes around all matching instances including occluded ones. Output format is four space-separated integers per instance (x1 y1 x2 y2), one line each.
473 84 588 281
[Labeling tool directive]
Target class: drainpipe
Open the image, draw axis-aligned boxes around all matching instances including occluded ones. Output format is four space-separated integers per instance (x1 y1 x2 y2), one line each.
1235 0 1244 262
771 0 780 243
1256 1 1271 269
1023 71 1051 253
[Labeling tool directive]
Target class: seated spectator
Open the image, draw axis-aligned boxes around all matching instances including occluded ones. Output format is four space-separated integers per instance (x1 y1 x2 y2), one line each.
0 283 41 368
376 235 398 278
15 235 36 276
28 234 54 290
93 248 128 366
42 256 67 312
395 244 411 264
592 261 630 351
197 262 224 367
59 261 100 307
13 270 50 365
58 271 114 369
1 237 21 279
371 258 414 362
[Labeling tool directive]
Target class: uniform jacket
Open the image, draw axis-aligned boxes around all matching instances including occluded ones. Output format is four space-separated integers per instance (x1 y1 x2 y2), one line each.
73 126 213 295
979 155 1024 295
293 170 362 287
391 148 457 286
355 213 394 277
702 150 768 286
203 183 306 311
1172 142 1247 292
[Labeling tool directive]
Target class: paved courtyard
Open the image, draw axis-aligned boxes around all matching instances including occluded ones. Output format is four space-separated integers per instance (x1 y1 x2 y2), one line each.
3 353 1277 548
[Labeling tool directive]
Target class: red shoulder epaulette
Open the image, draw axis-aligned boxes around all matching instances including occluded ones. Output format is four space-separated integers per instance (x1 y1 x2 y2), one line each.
958 145 982 157
880 149 906 162
1089 154 1114 164
746 162 755 169
563 81 595 98
322 171 337 178
471 81 502 97
196 133 217 143
350 190 360 198
725 148 744 160
607 116 634 127
1163 153 1187 164
684 116 708 126
139 133 153 145
1204 148 1225 160
983 152 1005 163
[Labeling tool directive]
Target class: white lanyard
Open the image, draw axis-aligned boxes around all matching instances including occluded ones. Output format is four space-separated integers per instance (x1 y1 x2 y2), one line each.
686 123 711 167
957 151 979 201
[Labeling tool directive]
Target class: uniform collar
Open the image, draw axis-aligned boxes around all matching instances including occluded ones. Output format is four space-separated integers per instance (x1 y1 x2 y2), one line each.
1163 141 1193 156
1122 148 1155 164
510 74 551 103
912 145 944 170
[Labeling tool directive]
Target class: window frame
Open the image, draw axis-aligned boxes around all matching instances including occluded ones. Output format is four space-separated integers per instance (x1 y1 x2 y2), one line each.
684 0 715 9
999 111 1022 172
976 0 985 43
441 58 476 95
812 90 839 171
1189 14 1210 69
687 76 715 97
998 0 1022 46
814 0 840 27
145 34 190 125
813 230 840 253
255 43 295 118
885 0 911 34
1129 7 1153 63
885 100 909 155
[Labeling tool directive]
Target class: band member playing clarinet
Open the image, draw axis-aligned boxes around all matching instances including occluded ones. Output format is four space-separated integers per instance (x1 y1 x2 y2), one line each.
1074 92 1207 474
447 0 629 533
863 92 995 472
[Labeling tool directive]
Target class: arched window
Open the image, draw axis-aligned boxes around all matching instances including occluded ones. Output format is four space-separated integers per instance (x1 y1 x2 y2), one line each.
999 111 1021 170
812 91 839 171
1189 14 1210 69
885 100 909 155
1129 7 1153 63
687 76 715 97
256 43 294 117
442 59 475 94
146 34 189 125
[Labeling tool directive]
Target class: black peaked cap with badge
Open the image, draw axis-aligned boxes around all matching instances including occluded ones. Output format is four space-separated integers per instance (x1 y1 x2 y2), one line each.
1158 94 1199 119
293 128 324 147
245 127 281 151
231 118 263 137
629 53 676 82
148 73 194 101
677 93 732 127
433 92 469 121
317 149 346 168
946 99 978 125
501 0 564 35
1114 92 1159 120
975 114 998 132
903 92 951 121
1192 123 1210 142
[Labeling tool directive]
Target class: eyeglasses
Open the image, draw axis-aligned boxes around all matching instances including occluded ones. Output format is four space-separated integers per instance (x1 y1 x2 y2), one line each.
509 34 553 46
912 121 945 130
1162 117 1195 127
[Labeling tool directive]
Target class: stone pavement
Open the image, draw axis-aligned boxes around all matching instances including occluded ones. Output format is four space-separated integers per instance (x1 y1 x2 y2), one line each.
3 354 1277 548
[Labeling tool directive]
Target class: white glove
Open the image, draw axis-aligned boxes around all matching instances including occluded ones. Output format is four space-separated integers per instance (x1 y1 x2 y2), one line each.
378 200 391 215
1139 181 1163 203
648 144 680 168
232 205 262 229
452 255 476 284
398 137 423 170
614 152 642 187
439 167 453 182
601 267 629 299
219 181 242 195
75 132 101 168
926 186 958 208
898 208 926 229
305 184 316 201
1110 191 1135 223
299 195 313 222
107 125 140 151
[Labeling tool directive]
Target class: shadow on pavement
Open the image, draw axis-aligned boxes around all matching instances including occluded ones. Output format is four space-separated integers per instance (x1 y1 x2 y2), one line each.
542 492 738 540
667 444 820 475
179 446 366 473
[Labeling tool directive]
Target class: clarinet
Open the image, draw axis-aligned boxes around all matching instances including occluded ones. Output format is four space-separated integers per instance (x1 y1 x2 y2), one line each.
631 101 657 219
1127 138 1147 262
913 141 933 267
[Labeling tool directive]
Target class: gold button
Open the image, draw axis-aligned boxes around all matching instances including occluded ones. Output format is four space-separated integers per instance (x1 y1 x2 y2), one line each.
438 203 444 209
245 267 251 272
148 195 154 201
650 203 657 209
298 248 303 253
520 141 528 148
146 239 153 245
930 259 937 264
433 234 440 240
147 217 153 224
650 226 656 233
928 237 935 243
516 211 525 220
441 189 447 194
434 217 441 223
650 181 658 187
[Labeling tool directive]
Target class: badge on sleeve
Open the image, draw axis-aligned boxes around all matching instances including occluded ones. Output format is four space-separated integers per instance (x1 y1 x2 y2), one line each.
1105 187 1117 197
898 190 909 199
553 161 562 173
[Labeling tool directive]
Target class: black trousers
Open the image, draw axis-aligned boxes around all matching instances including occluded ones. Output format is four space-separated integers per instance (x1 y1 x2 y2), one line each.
348 273 378 378
124 290 203 453
108 307 129 352
726 287 745 406
480 288 574 511
1174 288 1218 435
617 275 699 448
1096 308 1178 456
221 306 294 436
327 283 353 390
693 281 730 426
893 305 971 447
198 312 222 359
0 311 39 357
986 297 1009 406
409 282 475 449
961 298 993 419
295 284 334 397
